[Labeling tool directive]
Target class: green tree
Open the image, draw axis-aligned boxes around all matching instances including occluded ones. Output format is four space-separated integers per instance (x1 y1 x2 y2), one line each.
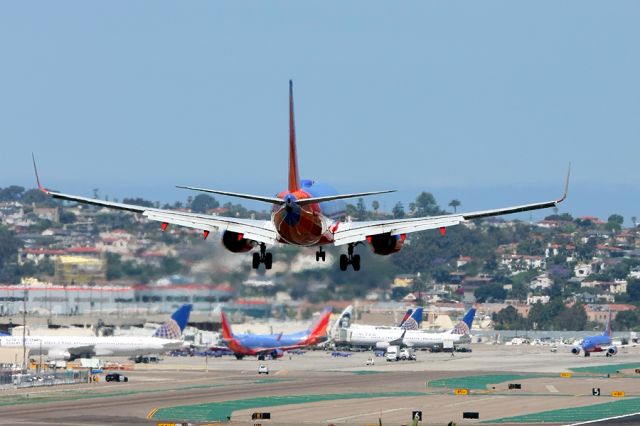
474 283 507 302
0 185 25 201
190 194 219 213
371 200 380 217
606 214 624 232
122 197 155 208
628 279 640 302
614 311 639 330
392 202 405 219
355 198 367 220
492 305 528 330
448 199 461 213
414 192 441 216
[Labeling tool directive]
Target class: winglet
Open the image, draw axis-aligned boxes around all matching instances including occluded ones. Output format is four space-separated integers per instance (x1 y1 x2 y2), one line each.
557 163 571 203
32 153 46 193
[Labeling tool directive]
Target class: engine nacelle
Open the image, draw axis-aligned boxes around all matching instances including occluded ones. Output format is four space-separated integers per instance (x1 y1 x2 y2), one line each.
221 231 255 253
270 349 284 359
367 233 405 256
47 349 72 361
375 341 390 350
571 346 581 355
607 346 618 356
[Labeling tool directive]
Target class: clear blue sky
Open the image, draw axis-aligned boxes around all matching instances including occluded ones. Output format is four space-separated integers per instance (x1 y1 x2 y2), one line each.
1 2 639 222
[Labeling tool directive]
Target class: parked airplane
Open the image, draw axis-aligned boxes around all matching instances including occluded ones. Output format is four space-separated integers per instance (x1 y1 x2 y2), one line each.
339 307 476 350
220 308 332 360
572 312 616 357
33 81 570 271
0 304 192 360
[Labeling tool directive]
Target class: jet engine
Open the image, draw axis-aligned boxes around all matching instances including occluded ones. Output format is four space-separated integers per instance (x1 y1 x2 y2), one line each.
607 346 618 356
221 231 255 253
367 233 405 255
375 341 390 350
47 349 72 360
270 349 284 359
571 346 581 355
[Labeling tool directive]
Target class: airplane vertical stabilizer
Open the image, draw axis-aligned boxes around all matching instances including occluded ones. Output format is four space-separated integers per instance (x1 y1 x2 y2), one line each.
451 307 476 335
604 311 612 337
153 304 193 339
288 80 300 192
400 307 423 330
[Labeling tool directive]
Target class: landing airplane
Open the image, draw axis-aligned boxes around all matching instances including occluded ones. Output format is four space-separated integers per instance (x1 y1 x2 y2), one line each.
0 304 192 360
572 312 617 357
33 81 570 271
219 307 332 360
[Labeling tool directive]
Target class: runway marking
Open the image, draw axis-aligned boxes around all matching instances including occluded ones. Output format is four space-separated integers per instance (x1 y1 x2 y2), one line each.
326 407 407 422
546 385 559 393
146 407 158 419
446 396 502 407
566 411 640 425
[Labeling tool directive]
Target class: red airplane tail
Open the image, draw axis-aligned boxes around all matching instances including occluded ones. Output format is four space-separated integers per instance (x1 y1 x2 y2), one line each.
288 80 300 193
220 310 234 340
306 308 332 344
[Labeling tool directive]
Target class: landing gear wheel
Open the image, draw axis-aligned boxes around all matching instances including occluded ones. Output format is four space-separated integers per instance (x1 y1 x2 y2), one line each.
339 254 348 271
316 247 326 262
339 243 361 271
352 254 361 271
252 243 273 270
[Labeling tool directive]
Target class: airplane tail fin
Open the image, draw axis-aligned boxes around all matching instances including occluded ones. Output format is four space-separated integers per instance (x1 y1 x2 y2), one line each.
604 310 612 337
399 309 413 327
331 305 353 337
451 306 476 335
309 307 332 338
220 310 234 340
153 304 193 339
400 307 423 330
288 80 300 193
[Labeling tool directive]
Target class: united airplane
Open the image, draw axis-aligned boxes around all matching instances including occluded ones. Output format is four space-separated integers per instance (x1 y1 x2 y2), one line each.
33 81 569 271
219 308 332 360
0 304 192 360
572 312 617 357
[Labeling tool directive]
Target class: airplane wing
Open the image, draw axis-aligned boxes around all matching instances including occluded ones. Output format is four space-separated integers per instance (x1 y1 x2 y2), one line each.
36 185 277 245
333 166 570 246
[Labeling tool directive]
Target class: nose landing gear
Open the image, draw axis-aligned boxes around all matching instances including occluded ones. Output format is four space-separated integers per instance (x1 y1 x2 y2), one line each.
252 243 273 270
339 243 360 271
315 247 326 262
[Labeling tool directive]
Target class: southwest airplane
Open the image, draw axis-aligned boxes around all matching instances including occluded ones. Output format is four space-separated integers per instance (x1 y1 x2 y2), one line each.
571 312 617 357
33 81 569 271
0 304 192 360
339 306 476 350
219 308 331 360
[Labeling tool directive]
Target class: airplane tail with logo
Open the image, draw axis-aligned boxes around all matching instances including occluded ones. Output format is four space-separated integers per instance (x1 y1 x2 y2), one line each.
153 304 193 339
450 306 476 335
331 305 353 337
603 310 612 337
398 309 413 327
400 307 423 330
305 307 332 345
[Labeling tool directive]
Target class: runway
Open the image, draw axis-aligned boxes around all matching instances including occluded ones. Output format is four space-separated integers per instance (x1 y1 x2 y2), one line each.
1 344 639 425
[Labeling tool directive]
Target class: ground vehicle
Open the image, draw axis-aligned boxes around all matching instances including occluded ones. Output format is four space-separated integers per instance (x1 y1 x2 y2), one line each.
105 373 128 382
399 348 416 361
386 345 399 362
366 357 375 366
258 364 269 375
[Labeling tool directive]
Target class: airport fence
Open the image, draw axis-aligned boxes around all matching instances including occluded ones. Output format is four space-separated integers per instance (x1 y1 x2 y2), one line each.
0 369 89 389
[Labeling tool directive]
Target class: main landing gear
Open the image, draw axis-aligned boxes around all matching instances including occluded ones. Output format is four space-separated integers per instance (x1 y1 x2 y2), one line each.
252 243 273 270
339 243 360 272
315 247 326 262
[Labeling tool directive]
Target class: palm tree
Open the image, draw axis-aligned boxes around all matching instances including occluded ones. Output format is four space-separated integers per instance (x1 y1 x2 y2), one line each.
371 200 379 218
448 199 461 213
